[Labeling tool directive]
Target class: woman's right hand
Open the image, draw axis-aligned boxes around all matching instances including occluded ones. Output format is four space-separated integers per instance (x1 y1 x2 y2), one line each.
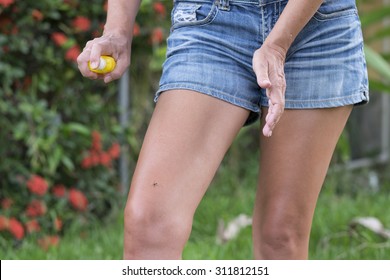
77 32 131 83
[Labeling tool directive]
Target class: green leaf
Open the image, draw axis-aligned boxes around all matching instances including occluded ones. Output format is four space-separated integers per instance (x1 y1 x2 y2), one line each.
19 102 34 114
364 44 390 82
62 122 90 136
61 156 75 172
48 147 63 174
13 122 29 141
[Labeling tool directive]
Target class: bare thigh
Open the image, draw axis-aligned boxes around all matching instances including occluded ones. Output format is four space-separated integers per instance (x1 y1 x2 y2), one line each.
124 90 249 258
253 106 353 259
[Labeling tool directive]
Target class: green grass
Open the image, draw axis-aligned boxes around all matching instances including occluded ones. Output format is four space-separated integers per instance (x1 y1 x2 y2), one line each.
1 157 390 260
0 216 124 260
187 163 390 260
310 193 390 259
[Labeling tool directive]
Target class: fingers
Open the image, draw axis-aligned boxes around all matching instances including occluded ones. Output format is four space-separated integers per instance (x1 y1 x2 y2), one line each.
89 42 114 83
103 54 130 83
77 35 131 83
253 52 272 89
77 48 99 80
263 97 284 137
89 43 103 69
252 47 286 137
263 80 285 137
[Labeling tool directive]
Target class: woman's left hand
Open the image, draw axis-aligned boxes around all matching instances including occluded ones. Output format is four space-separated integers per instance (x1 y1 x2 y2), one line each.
252 43 287 137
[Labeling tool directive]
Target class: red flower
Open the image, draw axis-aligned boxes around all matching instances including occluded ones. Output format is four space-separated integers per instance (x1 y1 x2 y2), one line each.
90 152 100 166
25 219 41 233
0 0 14 8
54 218 63 232
91 130 102 152
69 188 88 211
108 142 120 159
65 45 81 62
81 156 93 169
1 198 13 209
9 218 24 240
133 23 140 37
26 175 49 196
99 152 112 167
0 215 9 231
51 32 68 46
72 16 91 32
151 27 164 44
32 9 44 21
26 200 47 217
153 2 166 17
38 235 60 250
52 184 67 198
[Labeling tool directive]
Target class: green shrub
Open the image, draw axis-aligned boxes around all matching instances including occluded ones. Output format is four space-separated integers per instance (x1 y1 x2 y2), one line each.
0 0 171 250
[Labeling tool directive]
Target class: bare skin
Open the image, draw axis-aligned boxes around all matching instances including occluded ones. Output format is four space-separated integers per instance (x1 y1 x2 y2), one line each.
123 91 352 259
76 0 357 259
124 90 250 259
253 106 353 259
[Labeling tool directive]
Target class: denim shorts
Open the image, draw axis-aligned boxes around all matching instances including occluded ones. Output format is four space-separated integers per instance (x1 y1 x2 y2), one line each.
155 0 369 125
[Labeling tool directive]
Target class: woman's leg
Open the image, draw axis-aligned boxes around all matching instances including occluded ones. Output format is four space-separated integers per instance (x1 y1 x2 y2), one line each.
252 106 353 259
123 90 249 259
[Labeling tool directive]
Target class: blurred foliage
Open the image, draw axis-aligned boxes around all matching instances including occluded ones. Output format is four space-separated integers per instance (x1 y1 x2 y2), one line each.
333 0 390 164
1 0 389 251
358 0 390 94
0 0 171 250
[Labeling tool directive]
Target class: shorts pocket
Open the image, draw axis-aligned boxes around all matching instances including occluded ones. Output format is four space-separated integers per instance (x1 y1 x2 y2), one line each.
313 3 357 21
171 0 218 31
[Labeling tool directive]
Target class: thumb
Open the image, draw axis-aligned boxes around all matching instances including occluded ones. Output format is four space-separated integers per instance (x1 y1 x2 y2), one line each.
253 60 271 89
89 44 103 69
258 76 271 89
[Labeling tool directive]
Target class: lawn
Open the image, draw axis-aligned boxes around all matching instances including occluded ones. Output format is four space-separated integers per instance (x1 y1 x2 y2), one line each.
1 155 390 260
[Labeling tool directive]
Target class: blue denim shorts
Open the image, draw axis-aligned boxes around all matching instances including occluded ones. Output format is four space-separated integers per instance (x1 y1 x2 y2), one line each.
155 0 369 125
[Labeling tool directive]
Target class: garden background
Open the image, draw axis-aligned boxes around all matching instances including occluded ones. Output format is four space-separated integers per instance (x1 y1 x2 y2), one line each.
1 0 390 259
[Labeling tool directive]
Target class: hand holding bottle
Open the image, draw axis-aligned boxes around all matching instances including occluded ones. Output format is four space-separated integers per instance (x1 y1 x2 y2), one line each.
77 33 131 83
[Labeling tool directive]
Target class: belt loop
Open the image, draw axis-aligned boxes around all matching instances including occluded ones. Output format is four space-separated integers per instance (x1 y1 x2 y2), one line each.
217 0 230 11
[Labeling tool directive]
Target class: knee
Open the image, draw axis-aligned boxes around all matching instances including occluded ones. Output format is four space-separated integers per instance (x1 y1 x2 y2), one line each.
123 202 191 259
255 224 309 260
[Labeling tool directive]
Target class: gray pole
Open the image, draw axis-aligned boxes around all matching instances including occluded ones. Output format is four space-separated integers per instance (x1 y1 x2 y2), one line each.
118 69 130 196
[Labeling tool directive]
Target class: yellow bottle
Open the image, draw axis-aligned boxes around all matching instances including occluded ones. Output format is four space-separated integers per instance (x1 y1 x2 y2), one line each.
88 55 116 74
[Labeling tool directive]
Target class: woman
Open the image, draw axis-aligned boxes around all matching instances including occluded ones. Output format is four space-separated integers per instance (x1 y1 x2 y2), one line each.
77 0 368 259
